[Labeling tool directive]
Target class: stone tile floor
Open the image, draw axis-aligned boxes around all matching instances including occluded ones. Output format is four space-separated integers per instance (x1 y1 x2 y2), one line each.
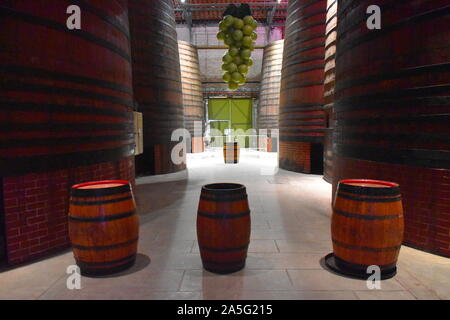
0 150 449 300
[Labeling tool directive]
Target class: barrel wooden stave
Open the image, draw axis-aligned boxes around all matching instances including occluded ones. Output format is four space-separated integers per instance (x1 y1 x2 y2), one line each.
332 180 404 273
68 181 139 275
197 184 251 274
279 0 328 173
0 0 134 176
129 0 186 175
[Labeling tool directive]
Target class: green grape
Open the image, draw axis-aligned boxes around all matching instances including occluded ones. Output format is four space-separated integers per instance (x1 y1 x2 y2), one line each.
223 15 234 27
231 72 244 83
228 47 239 57
251 19 258 30
228 81 238 91
224 37 234 47
243 16 254 26
238 78 246 86
242 36 252 47
233 55 244 65
222 72 232 83
238 64 248 75
248 43 255 51
251 32 258 41
240 49 251 59
222 54 233 64
232 29 243 41
234 41 243 48
219 21 228 31
217 31 225 41
221 63 229 71
227 62 238 73
233 18 244 29
245 58 253 67
242 25 253 36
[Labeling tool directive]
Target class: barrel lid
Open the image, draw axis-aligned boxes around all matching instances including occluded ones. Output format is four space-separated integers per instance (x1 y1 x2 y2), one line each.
338 179 400 196
71 180 131 197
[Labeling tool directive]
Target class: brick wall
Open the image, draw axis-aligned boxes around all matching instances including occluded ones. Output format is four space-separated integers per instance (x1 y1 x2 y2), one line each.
2 157 135 266
333 157 450 257
279 141 312 173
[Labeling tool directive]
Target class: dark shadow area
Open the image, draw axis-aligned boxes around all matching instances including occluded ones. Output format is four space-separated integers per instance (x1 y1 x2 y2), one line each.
311 143 324 175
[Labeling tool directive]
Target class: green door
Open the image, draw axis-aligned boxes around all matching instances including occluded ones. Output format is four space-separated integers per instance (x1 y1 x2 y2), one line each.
208 98 253 147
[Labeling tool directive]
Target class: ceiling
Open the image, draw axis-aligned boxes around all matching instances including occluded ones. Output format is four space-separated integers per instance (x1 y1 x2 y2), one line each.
173 0 288 25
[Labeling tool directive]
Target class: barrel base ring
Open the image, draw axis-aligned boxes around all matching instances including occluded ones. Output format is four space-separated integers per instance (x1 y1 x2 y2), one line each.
324 253 397 280
202 261 246 275
78 258 136 277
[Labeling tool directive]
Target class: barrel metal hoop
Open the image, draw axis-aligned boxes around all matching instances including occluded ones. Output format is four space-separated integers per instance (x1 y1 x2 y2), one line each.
69 210 136 223
332 239 401 252
71 184 130 198
197 211 250 220
199 244 250 253
70 195 133 206
338 183 401 196
333 209 402 221
76 253 136 267
337 193 401 203
71 237 139 251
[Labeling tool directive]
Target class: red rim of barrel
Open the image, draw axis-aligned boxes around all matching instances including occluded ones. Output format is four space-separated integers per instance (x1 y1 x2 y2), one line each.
339 179 399 188
72 180 130 190
71 180 131 198
338 179 400 196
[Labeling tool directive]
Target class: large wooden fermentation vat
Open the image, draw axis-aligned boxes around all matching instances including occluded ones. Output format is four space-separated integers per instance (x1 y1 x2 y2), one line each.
178 40 204 153
0 0 135 175
323 0 338 182
333 0 450 257
129 0 186 175
279 0 328 173
258 40 284 152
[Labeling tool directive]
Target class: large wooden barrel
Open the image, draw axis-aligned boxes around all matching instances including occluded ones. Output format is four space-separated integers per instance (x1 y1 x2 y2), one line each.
258 40 284 152
333 0 450 257
0 0 135 176
279 0 328 174
69 180 139 276
332 179 404 277
223 142 240 164
197 183 251 274
178 40 204 154
129 0 186 175
323 0 338 183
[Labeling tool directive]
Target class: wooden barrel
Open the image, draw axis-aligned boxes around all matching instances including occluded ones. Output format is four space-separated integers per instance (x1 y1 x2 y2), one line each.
332 179 404 276
258 40 284 152
0 0 135 176
279 0 328 174
197 183 251 274
178 40 204 153
69 180 139 276
323 0 338 183
333 0 450 257
223 142 240 164
129 0 186 175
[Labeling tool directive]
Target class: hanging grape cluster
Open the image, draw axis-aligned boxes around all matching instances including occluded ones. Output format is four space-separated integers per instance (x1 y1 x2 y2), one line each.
217 15 258 91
